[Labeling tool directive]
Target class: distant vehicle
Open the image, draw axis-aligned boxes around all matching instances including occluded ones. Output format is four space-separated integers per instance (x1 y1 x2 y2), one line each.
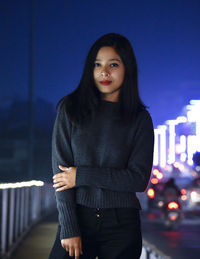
146 167 195 211
162 200 182 230
162 178 181 202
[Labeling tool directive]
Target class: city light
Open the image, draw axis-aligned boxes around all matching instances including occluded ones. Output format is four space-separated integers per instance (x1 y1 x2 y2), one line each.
156 172 163 180
153 99 200 169
153 169 160 176
176 116 187 123
180 189 187 195
168 201 179 210
187 135 196 165
151 178 158 184
153 129 159 166
0 180 44 189
166 120 176 164
158 125 167 168
181 195 187 201
190 191 199 202
147 188 155 199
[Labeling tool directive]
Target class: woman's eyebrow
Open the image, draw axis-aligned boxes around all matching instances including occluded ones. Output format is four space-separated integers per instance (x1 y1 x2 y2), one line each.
95 58 121 62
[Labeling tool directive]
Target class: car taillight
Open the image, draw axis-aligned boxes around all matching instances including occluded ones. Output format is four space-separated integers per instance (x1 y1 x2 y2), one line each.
168 201 179 210
169 214 178 221
151 178 158 184
181 188 187 195
147 188 155 199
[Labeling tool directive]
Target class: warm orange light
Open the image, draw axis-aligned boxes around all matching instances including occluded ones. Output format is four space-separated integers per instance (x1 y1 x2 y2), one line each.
147 188 155 199
151 178 158 184
168 201 179 210
181 195 187 201
181 188 187 195
153 169 159 176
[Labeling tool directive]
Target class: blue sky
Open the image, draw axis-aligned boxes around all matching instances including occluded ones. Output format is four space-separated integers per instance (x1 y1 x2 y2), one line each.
1 0 200 126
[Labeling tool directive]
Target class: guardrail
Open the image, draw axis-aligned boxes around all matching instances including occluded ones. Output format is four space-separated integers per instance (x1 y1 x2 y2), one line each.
141 239 172 259
0 181 56 259
0 182 171 259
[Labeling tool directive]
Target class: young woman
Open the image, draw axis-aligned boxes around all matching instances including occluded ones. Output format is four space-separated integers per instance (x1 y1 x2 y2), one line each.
49 33 154 259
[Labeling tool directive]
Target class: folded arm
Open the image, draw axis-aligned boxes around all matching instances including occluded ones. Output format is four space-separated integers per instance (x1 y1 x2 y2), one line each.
75 111 154 193
52 105 81 239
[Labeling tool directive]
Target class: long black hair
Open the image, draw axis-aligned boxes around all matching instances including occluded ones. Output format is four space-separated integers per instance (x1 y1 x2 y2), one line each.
57 32 146 126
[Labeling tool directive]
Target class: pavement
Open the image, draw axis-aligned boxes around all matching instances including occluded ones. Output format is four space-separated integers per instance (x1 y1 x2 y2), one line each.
141 210 200 259
10 212 58 259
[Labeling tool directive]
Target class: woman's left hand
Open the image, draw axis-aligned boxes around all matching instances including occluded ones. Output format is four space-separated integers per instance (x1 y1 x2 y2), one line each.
53 165 77 191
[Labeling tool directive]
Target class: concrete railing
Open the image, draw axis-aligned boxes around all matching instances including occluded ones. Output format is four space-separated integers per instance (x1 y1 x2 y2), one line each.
0 182 171 259
0 181 56 259
141 239 172 259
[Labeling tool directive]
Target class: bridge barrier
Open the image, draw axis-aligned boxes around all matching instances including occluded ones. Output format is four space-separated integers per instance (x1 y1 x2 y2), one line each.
0 181 172 259
0 181 56 259
141 239 172 259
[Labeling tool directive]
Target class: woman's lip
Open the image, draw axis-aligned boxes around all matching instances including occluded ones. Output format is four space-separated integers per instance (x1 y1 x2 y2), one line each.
100 81 112 85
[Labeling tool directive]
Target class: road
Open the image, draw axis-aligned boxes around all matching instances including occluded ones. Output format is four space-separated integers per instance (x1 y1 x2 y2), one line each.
141 210 200 259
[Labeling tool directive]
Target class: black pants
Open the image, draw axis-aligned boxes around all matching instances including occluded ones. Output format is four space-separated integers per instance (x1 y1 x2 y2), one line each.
49 204 142 259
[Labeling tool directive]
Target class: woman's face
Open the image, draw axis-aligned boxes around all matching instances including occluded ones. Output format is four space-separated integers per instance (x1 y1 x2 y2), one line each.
93 46 125 102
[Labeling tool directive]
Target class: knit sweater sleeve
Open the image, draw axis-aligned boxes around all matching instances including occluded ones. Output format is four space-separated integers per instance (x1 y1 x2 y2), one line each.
75 111 154 193
52 105 81 239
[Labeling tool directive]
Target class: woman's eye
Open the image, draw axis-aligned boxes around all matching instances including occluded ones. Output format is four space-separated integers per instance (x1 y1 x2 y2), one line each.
110 63 119 67
94 63 119 68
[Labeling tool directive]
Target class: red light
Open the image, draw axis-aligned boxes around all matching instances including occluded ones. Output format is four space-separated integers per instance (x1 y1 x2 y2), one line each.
181 188 187 195
170 215 178 221
147 188 155 199
151 178 158 184
168 202 179 210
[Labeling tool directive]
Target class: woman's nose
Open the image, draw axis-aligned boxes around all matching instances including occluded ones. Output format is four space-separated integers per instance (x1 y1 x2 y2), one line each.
101 68 110 77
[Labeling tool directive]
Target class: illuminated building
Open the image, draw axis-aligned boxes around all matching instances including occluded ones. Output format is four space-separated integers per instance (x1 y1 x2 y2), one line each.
153 100 200 168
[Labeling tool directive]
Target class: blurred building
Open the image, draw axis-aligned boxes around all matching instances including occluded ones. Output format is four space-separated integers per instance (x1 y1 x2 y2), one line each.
153 100 200 168
0 97 55 182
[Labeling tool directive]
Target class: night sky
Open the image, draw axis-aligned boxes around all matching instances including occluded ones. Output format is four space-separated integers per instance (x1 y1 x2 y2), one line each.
1 0 200 126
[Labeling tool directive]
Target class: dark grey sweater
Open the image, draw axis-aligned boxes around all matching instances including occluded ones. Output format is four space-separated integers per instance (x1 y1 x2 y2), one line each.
52 100 154 239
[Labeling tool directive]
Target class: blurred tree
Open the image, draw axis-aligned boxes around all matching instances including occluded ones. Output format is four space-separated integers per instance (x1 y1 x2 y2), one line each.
193 152 200 166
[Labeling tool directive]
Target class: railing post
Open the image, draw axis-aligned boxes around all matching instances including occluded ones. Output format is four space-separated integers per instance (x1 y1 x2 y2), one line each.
8 188 15 248
15 188 20 240
20 188 25 234
1 189 8 256
24 187 29 229
0 181 56 258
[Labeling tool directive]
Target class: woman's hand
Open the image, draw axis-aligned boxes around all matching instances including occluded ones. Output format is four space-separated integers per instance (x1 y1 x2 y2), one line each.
53 165 77 191
61 236 83 258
